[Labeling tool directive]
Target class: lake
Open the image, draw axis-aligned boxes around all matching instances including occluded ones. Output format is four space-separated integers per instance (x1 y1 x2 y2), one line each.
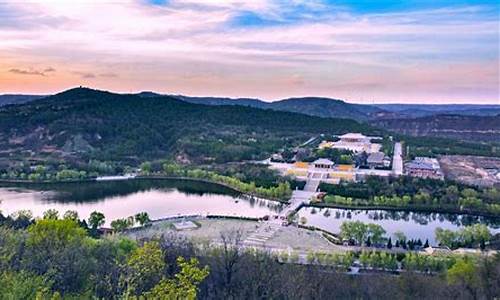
1 179 498 244
0 179 283 226
298 206 500 245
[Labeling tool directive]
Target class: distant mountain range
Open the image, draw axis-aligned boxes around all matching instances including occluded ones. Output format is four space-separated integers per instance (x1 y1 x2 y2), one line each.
2 89 498 143
169 95 384 121
373 104 500 117
3 91 498 121
0 94 46 106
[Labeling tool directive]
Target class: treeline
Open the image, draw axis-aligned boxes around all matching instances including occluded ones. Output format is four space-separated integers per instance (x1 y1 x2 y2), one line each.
319 176 500 215
142 162 293 201
0 88 375 166
1 215 499 299
205 163 305 189
0 160 131 182
0 216 208 298
402 135 499 158
338 221 492 251
436 224 492 249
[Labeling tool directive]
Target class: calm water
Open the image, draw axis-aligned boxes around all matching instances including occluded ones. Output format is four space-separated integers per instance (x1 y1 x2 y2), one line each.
0 179 283 226
298 207 500 245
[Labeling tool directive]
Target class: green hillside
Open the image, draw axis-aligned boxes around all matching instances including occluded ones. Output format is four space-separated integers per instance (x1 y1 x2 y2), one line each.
0 88 375 167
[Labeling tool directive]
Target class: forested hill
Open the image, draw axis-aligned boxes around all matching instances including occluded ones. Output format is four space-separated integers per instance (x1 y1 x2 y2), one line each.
169 95 384 121
373 114 500 142
0 94 45 106
0 87 375 165
270 97 383 121
373 104 500 117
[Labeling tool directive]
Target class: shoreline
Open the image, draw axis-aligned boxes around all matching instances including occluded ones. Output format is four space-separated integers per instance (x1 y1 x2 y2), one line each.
1 177 499 218
0 175 290 204
307 203 500 219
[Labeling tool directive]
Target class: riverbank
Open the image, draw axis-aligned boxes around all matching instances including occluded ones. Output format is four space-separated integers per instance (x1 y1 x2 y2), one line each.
0 175 291 204
2 176 499 219
136 175 290 203
307 202 500 219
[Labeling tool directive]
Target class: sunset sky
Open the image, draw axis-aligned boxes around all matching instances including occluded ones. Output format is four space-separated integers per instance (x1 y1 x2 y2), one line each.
0 0 499 103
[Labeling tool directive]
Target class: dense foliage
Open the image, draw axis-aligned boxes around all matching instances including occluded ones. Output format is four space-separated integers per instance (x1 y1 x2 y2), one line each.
159 162 292 201
339 221 387 246
402 135 499 158
435 224 492 249
319 176 500 215
0 88 374 168
0 210 499 299
0 217 208 298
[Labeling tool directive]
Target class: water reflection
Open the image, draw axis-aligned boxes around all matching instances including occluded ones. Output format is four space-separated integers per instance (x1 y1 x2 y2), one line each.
0 179 283 225
299 207 500 245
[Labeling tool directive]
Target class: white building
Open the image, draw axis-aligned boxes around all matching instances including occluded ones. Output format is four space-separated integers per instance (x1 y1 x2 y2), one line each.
319 133 381 153
312 158 335 169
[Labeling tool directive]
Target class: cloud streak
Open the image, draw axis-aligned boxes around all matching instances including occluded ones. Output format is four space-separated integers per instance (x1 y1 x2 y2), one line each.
0 0 498 103
8 67 56 76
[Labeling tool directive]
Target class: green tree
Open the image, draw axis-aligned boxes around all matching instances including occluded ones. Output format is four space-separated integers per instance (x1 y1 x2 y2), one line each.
145 257 209 299
88 211 105 230
63 210 79 221
24 219 90 293
367 223 386 245
0 271 52 299
435 228 457 248
140 162 152 175
447 258 479 299
134 212 151 227
43 209 59 220
110 218 131 232
340 221 368 245
125 241 165 296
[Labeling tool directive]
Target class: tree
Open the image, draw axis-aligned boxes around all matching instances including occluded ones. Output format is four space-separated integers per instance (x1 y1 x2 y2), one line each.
145 257 209 299
212 230 243 298
125 241 165 296
140 162 152 175
110 218 130 232
24 219 90 293
43 209 59 220
134 212 151 227
447 258 479 299
394 231 406 243
387 237 392 249
423 239 429 248
9 210 33 229
435 228 456 248
367 223 386 245
63 210 79 221
0 271 52 299
340 221 368 245
88 211 105 230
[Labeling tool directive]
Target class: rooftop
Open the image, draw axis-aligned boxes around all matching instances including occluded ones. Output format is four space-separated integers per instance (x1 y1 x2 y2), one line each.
313 158 335 165
339 133 367 139
367 152 386 163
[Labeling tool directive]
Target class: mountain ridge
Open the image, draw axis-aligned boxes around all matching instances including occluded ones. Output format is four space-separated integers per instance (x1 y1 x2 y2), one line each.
0 87 375 166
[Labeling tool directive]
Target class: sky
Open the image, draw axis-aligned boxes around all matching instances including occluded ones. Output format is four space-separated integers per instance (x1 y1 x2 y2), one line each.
0 0 499 104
